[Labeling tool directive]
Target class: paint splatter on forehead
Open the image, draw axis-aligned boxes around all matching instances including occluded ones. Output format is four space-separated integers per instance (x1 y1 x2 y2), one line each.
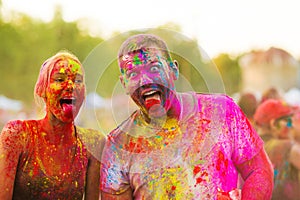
54 58 83 75
119 48 173 74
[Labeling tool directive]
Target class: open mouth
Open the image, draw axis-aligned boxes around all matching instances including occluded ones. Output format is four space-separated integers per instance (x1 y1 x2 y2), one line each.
60 98 76 106
142 90 162 109
60 97 77 115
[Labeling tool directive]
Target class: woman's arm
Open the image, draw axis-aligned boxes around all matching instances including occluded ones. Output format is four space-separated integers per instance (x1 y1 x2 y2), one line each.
81 128 106 200
0 121 24 200
85 155 100 200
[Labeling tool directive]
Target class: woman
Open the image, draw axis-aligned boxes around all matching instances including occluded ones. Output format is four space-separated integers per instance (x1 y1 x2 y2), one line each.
0 51 105 199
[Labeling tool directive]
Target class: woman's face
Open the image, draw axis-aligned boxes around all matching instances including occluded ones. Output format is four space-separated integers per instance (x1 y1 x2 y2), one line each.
45 58 85 123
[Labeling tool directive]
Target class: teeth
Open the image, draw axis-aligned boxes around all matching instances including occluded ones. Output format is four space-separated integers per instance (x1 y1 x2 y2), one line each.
144 91 156 96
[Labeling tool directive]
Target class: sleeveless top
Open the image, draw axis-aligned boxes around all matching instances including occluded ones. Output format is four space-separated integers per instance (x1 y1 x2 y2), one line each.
12 120 88 200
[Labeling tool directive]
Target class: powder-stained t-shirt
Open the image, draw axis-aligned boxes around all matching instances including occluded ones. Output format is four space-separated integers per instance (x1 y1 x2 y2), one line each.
100 92 264 199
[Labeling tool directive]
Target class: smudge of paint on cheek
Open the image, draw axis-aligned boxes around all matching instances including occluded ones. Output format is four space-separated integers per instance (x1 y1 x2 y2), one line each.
49 83 62 91
159 72 171 88
153 77 160 82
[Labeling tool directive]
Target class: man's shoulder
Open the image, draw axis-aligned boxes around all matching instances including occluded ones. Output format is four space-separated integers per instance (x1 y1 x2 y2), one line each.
106 111 139 140
189 92 235 108
194 92 232 101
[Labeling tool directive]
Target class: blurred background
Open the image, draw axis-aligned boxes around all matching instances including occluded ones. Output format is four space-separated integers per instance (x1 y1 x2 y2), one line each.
1 0 300 134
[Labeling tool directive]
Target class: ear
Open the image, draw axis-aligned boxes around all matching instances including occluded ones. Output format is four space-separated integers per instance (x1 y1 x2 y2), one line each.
270 119 278 130
119 75 129 94
170 60 179 80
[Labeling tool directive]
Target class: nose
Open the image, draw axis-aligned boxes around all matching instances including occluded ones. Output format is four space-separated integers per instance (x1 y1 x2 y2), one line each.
139 73 153 86
66 79 75 91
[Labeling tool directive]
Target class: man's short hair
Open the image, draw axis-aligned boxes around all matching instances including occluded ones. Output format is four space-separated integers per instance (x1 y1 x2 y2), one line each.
118 34 172 64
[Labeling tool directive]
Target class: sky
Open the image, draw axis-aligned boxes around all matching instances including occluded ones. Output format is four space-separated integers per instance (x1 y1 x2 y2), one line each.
2 0 300 59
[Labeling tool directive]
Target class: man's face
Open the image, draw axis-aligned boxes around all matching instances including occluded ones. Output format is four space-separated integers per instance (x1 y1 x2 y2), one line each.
119 48 178 118
45 59 85 123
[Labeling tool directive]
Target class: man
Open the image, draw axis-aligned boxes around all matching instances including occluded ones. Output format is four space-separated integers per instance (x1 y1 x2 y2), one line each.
254 99 300 200
100 33 273 199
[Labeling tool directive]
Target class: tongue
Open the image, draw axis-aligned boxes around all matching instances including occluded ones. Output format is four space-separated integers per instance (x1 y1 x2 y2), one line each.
62 103 74 117
144 93 161 109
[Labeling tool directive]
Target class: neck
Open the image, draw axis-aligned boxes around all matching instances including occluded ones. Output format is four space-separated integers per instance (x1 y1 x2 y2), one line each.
40 113 75 145
141 93 181 126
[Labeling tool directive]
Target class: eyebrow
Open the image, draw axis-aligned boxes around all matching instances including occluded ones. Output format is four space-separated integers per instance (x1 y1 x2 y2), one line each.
52 72 66 76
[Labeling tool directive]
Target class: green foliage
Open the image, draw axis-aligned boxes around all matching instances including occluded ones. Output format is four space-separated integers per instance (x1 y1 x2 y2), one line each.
0 8 241 109
91 27 225 97
0 11 103 106
213 53 242 95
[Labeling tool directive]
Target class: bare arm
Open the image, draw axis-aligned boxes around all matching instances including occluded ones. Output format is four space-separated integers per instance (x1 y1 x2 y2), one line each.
81 128 107 200
101 188 133 200
236 148 274 200
289 143 300 170
0 121 23 200
84 155 100 200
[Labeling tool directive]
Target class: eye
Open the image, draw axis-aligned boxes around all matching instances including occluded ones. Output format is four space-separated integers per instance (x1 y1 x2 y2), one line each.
75 75 83 83
75 79 83 83
128 72 137 78
54 78 64 82
150 66 159 72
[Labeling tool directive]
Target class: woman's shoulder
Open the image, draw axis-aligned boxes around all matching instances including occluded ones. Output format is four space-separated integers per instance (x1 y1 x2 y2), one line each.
75 126 106 161
76 126 106 140
0 119 38 148
1 119 37 134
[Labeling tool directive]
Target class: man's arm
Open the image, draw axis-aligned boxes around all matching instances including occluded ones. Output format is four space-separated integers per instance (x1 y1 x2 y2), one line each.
236 148 274 200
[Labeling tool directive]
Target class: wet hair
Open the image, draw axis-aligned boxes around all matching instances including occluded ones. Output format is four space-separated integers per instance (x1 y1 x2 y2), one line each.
34 50 84 104
118 34 173 66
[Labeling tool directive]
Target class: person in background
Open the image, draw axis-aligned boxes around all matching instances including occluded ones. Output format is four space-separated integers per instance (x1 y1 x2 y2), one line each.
254 99 300 200
0 51 105 200
291 106 300 189
260 87 283 104
238 92 258 127
100 33 273 199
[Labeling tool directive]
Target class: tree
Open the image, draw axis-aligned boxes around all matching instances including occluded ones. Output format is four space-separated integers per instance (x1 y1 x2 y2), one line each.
0 9 103 106
213 53 242 95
